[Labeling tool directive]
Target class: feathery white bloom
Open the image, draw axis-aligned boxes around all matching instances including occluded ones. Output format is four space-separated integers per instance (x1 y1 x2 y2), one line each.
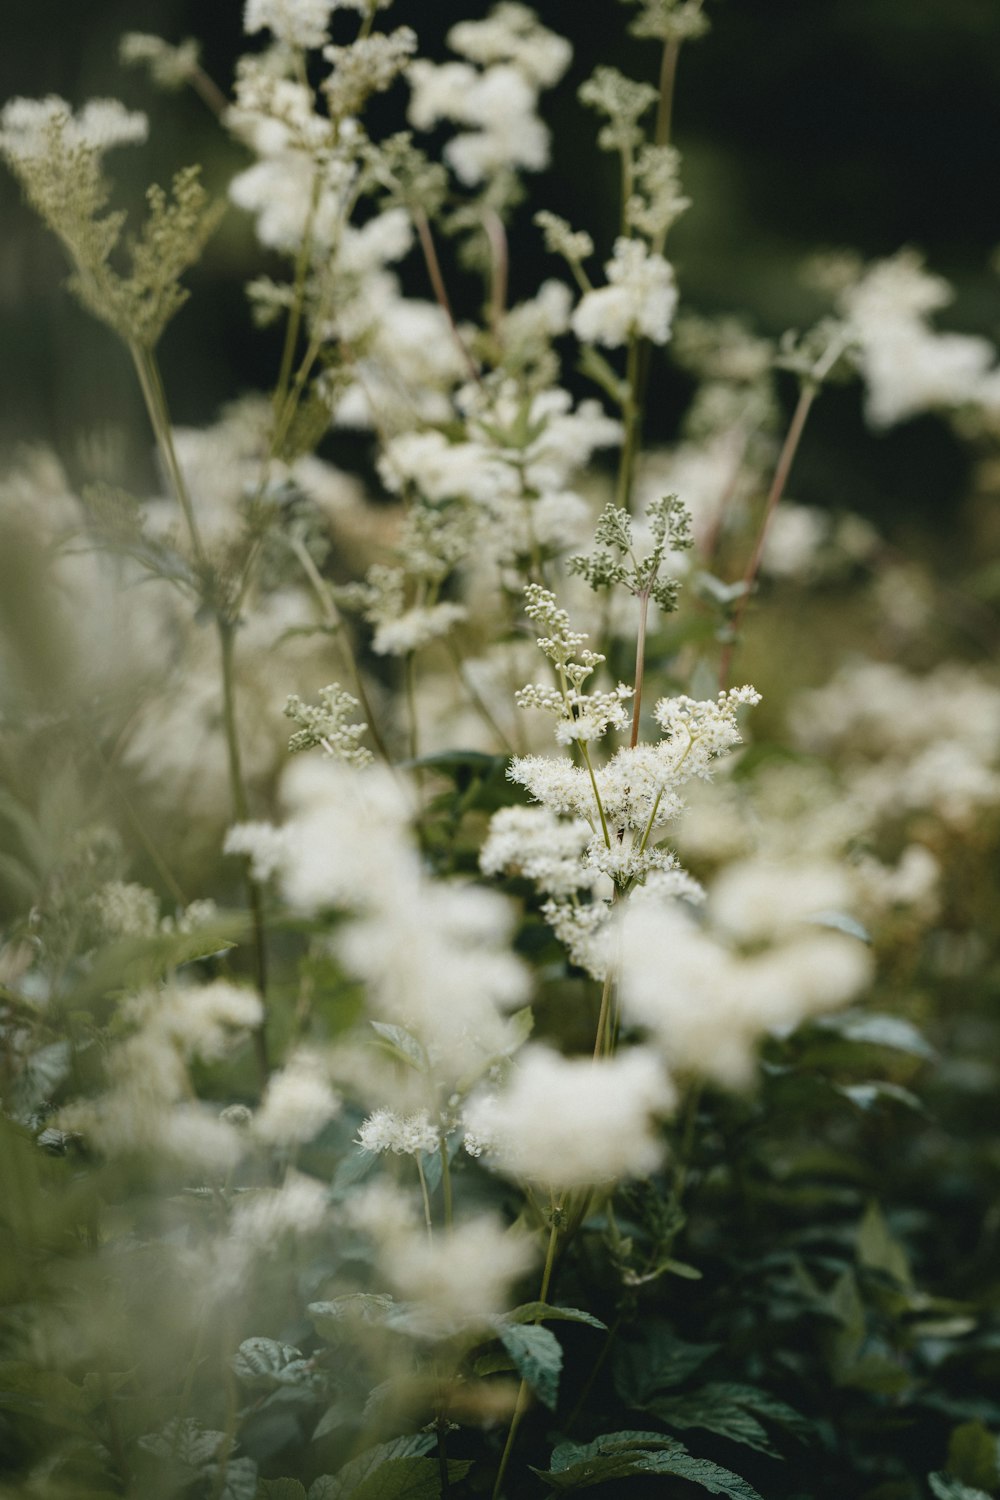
379 1215 536 1338
480 805 598 898
243 0 336 49
372 602 467 656
90 881 160 939
0 95 147 162
709 857 854 944
572 239 678 348
225 821 293 881
253 1050 341 1146
447 5 572 88
229 1173 329 1246
621 896 872 1088
446 66 550 184
357 1108 440 1156
465 1044 673 1190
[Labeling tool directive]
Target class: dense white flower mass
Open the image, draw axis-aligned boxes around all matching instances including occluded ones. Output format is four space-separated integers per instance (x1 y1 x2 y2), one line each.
572 239 678 348
377 1213 536 1338
253 1050 342 1146
243 0 337 50
620 895 873 1087
466 1045 674 1190
357 1108 440 1156
839 251 996 428
0 95 148 162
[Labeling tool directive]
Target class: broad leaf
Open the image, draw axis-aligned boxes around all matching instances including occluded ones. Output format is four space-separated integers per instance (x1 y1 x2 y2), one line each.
536 1433 764 1496
309 1294 394 1342
503 1303 607 1331
498 1322 563 1410
308 1436 437 1500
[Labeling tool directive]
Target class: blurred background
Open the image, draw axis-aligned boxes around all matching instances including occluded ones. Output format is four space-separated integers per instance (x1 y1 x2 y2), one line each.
2 0 999 554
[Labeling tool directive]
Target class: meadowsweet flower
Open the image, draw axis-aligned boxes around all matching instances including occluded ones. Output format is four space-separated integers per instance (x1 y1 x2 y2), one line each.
225 821 292 881
480 805 598 898
0 95 147 163
447 4 572 88
467 1045 673 1191
90 880 160 939
229 1172 330 1247
382 1217 536 1337
357 1108 440 1156
572 238 678 348
253 1050 342 1146
243 0 337 50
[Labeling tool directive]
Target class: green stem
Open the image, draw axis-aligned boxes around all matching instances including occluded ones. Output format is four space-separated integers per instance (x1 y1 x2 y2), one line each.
412 206 482 387
578 741 611 848
416 1154 434 1238
219 620 270 1086
614 336 642 514
719 379 817 687
593 965 615 1061
629 591 650 748
273 174 322 430
129 342 206 572
491 1213 562 1500
439 1134 454 1229
404 651 420 762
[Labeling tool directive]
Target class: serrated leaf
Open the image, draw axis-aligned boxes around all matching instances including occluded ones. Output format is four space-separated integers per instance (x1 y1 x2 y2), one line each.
815 1011 935 1060
946 1421 1000 1493
308 1435 436 1500
536 1433 763 1496
929 1475 993 1500
370 1022 428 1072
498 1322 562 1410
309 1294 395 1341
260 1482 307 1500
649 1390 777 1457
219 1455 257 1500
138 1417 224 1467
613 1324 720 1406
502 1302 606 1331
230 1338 305 1389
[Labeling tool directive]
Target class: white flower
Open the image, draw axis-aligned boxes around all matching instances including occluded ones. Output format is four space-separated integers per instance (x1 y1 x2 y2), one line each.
572 239 678 348
243 0 336 49
253 1050 341 1146
357 1107 440 1156
708 857 854 944
465 1044 674 1190
225 821 291 881
90 881 160 939
480 805 598 898
372 602 467 656
447 5 572 88
229 1172 330 1246
379 1214 536 1338
0 96 147 162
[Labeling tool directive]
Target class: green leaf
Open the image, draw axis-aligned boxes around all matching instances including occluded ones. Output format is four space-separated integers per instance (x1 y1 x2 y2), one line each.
835 1081 924 1114
138 1417 225 1467
945 1421 1000 1493
650 1390 776 1457
613 1324 720 1406
309 1436 461 1500
259 1483 307 1500
370 1022 428 1072
498 1322 563 1410
219 1455 258 1500
857 1201 911 1287
929 1476 993 1500
230 1338 306 1389
535 1433 764 1496
815 1011 935 1060
309 1294 395 1342
503 1303 607 1331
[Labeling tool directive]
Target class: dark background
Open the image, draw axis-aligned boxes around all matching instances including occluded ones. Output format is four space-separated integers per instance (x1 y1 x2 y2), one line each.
2 0 999 546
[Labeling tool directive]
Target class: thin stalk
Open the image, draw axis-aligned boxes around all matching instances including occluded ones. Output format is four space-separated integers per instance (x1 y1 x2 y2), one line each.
187 65 230 120
273 174 322 428
614 335 642 514
415 1155 434 1239
288 533 393 765
579 741 611 848
483 208 509 340
129 343 206 571
629 591 650 748
412 206 482 387
404 650 419 762
653 38 681 160
719 380 817 687
219 621 270 1085
438 1134 454 1229
445 639 515 754
593 965 615 1061
491 1213 562 1500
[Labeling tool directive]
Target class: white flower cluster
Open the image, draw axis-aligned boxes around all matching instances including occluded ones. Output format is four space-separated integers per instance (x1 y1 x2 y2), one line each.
839 251 996 428
59 981 263 1172
791 657 1000 830
0 95 148 163
357 1107 440 1156
464 1044 674 1191
234 759 531 1091
572 238 678 349
620 888 874 1089
253 1049 341 1146
408 4 571 187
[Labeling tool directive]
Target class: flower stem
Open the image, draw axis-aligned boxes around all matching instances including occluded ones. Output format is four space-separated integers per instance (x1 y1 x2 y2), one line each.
438 1134 454 1229
415 1154 433 1239
412 206 482 387
719 379 817 687
491 1212 562 1500
614 335 642 514
579 741 611 848
629 591 650 748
